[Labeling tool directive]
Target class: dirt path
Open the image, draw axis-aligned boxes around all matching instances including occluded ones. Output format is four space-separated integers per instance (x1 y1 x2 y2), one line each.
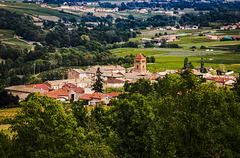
14 35 29 44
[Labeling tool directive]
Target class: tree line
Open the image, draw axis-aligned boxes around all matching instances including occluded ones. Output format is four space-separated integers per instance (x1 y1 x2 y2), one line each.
1 70 240 157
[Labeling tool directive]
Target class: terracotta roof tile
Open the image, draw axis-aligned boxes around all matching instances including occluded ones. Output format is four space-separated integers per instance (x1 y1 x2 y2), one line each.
91 92 106 99
71 87 84 93
135 53 146 59
80 94 92 100
107 79 125 84
106 93 121 97
25 84 50 91
151 76 157 80
215 78 230 83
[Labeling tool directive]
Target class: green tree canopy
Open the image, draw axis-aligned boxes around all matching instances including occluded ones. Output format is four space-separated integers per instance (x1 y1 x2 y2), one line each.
10 93 85 158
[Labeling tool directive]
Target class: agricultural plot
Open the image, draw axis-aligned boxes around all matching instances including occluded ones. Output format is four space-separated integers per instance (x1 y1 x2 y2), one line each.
0 29 34 49
110 48 169 57
170 36 215 45
216 29 240 35
0 107 20 136
111 47 240 73
0 2 81 20
0 29 15 39
169 36 240 48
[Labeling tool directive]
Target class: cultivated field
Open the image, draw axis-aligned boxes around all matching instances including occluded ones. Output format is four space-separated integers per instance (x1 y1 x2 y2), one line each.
111 47 240 73
0 107 21 137
0 29 33 49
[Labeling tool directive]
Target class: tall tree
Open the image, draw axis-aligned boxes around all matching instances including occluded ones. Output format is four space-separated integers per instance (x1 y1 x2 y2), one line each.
10 93 85 157
183 57 188 69
92 67 103 93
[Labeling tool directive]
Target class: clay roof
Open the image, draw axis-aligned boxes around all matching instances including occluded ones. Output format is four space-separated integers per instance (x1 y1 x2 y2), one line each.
215 78 230 83
80 94 93 100
207 77 217 80
151 76 157 80
44 87 70 98
25 84 50 91
5 85 48 93
106 93 122 97
135 53 146 59
107 79 125 84
71 87 84 93
91 92 106 99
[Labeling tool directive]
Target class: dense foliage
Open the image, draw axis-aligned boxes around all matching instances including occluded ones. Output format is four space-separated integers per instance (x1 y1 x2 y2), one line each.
1 71 240 157
0 9 41 41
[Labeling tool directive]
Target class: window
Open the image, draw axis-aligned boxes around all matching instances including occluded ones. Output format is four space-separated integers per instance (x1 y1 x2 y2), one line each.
137 65 139 69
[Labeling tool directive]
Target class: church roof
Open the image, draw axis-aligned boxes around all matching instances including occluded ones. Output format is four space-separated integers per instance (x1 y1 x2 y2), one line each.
135 53 146 59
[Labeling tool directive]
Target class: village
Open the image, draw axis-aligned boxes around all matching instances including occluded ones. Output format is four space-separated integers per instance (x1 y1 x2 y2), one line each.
5 53 238 105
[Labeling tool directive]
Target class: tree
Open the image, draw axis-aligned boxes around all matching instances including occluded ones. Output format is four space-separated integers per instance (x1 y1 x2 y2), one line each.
72 101 89 127
0 131 12 157
150 56 155 63
183 57 188 69
125 78 154 96
0 88 19 107
200 58 207 73
10 93 85 157
92 67 103 93
232 74 240 102
109 93 156 157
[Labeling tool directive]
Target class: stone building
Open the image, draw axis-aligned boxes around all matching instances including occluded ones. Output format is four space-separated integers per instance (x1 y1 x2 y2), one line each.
133 53 146 74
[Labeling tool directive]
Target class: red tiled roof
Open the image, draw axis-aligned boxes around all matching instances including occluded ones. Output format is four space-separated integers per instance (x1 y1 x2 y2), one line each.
107 93 121 97
215 78 230 83
135 53 146 59
71 87 84 93
66 83 77 88
107 79 125 84
25 84 50 91
151 76 157 80
91 92 106 99
207 77 217 80
80 94 92 100
44 87 70 98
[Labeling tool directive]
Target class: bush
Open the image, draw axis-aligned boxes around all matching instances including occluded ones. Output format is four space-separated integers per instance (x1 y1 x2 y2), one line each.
167 44 179 48
200 45 207 49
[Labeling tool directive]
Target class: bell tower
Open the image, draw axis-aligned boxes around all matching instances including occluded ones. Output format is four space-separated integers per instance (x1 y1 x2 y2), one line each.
134 53 146 74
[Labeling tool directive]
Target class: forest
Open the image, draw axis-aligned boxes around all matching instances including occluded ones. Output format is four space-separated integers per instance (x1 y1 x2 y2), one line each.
1 70 240 157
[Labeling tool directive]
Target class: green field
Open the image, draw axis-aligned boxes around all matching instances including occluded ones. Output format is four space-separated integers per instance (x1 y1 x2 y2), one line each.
111 47 240 73
168 36 240 48
170 36 215 44
0 29 33 49
0 2 81 20
110 48 169 57
0 107 20 137
0 29 15 39
216 29 240 35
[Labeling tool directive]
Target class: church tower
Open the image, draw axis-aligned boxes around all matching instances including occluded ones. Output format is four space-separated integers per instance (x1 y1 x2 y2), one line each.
134 53 146 74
